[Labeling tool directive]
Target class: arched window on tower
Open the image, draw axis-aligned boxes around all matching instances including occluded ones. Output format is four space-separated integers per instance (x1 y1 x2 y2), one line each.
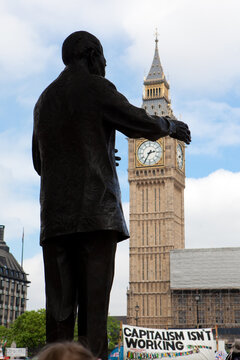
147 89 149 97
159 88 161 96
150 89 152 97
156 88 158 96
153 88 155 97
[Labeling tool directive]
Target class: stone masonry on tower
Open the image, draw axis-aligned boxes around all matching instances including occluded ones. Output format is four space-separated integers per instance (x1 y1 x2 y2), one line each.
127 35 186 328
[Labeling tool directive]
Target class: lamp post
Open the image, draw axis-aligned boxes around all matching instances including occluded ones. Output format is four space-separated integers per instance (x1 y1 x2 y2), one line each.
195 295 200 328
135 304 140 326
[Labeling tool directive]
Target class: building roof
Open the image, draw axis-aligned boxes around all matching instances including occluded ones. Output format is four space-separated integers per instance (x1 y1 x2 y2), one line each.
111 315 127 324
170 247 240 290
0 247 24 273
146 38 164 81
0 225 28 282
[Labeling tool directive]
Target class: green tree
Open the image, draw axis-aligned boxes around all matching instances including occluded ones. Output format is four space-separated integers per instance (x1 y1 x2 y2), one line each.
107 316 120 353
8 309 46 356
0 326 10 357
74 316 121 351
0 311 120 356
0 326 10 343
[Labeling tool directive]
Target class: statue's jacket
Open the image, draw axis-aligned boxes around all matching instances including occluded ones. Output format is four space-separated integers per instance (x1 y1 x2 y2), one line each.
32 64 171 245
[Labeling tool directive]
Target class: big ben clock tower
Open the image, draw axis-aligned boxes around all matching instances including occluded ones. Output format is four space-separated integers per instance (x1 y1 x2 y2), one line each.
127 34 185 328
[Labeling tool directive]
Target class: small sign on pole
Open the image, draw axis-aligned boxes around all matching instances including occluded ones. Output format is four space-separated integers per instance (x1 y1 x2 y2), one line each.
6 348 27 358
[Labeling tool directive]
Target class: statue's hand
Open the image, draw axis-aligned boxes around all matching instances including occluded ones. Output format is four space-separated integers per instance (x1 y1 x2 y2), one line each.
168 119 191 145
114 149 121 166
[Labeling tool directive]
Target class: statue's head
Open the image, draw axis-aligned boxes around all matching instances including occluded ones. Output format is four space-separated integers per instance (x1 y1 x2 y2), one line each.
62 31 106 77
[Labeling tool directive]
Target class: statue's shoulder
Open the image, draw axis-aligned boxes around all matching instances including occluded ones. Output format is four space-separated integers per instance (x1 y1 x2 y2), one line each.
91 74 116 90
89 75 117 102
35 70 67 106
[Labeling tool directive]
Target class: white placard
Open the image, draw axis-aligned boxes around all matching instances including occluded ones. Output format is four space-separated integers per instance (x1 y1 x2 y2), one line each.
6 348 27 357
123 325 216 360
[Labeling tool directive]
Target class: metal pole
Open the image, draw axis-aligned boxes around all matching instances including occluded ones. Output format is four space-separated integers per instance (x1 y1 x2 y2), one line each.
195 295 200 328
21 228 24 268
215 324 219 351
135 304 139 326
117 321 122 360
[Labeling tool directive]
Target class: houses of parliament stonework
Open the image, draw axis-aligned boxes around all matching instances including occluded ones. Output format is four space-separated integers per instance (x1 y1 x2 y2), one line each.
127 35 185 328
126 36 240 335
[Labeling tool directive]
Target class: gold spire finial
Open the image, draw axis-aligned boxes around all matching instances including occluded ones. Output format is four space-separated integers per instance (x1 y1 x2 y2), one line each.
155 28 159 43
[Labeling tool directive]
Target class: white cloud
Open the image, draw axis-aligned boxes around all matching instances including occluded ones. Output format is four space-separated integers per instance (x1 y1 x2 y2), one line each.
0 130 40 243
122 202 129 228
0 0 124 81
109 202 129 314
0 130 38 183
0 166 39 241
8 0 125 37
1 0 240 97
115 0 240 96
176 99 240 155
24 253 45 310
110 239 129 315
0 2 57 81
185 169 240 248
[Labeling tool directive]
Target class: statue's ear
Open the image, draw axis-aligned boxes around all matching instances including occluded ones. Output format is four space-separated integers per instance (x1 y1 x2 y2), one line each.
88 49 96 67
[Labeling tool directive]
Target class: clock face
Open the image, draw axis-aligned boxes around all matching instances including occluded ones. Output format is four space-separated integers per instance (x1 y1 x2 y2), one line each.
137 140 163 166
176 143 184 170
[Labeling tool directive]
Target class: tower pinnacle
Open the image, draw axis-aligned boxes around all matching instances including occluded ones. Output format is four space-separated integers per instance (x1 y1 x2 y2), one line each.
146 32 163 81
142 34 171 116
155 28 159 44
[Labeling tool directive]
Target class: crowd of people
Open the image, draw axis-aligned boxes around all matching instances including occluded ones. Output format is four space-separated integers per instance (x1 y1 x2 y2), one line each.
37 339 240 360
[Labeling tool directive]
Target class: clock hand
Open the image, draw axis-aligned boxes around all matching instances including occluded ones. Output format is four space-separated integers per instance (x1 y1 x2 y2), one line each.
143 149 155 163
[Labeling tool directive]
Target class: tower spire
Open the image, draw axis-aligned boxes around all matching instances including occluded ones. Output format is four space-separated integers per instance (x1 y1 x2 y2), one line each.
155 28 159 44
142 33 172 116
146 30 164 81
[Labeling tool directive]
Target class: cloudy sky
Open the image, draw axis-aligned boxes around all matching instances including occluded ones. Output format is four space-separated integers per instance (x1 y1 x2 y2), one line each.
0 0 240 315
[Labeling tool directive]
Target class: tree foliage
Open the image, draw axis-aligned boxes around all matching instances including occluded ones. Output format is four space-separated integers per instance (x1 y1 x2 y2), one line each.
0 310 120 356
8 309 46 356
107 316 120 353
0 326 9 341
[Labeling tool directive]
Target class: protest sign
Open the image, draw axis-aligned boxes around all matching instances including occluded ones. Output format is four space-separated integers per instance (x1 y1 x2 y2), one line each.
6 348 27 357
122 325 216 360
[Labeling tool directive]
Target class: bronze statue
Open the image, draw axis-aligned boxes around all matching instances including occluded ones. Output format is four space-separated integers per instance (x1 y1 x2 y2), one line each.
32 31 191 359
